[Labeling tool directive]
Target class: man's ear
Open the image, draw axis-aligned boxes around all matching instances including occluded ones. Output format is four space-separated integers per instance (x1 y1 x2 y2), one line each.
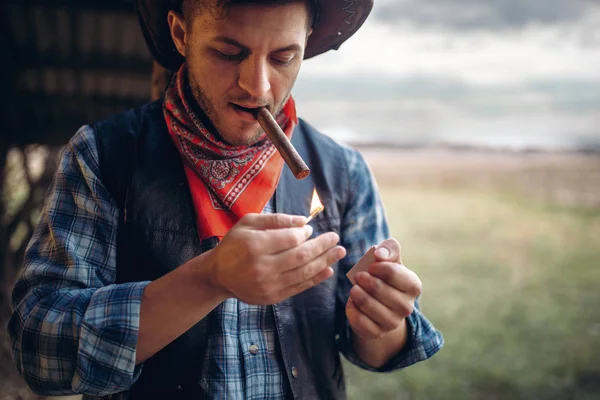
168 10 187 57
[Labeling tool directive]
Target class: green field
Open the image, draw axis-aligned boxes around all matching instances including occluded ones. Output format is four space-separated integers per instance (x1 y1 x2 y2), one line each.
345 185 600 400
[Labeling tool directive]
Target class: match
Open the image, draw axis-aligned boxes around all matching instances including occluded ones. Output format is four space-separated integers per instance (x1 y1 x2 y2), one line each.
306 188 324 223
305 206 324 223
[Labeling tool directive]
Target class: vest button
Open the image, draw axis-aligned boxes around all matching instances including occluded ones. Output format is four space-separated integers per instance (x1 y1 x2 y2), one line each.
249 344 259 355
291 366 299 378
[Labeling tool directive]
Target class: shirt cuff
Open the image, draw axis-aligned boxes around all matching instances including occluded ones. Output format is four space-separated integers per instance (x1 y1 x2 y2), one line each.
73 281 150 395
339 306 444 373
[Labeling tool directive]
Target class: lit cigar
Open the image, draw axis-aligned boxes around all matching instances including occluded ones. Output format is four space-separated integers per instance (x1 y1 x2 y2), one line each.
306 189 324 223
255 107 310 180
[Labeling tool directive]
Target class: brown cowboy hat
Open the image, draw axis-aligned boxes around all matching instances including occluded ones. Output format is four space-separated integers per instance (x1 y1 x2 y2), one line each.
135 0 374 71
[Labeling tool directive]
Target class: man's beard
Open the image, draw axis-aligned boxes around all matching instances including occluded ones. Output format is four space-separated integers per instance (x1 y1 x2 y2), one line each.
187 72 288 147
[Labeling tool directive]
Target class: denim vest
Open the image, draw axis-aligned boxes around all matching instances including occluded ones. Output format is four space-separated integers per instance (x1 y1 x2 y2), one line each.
92 101 351 399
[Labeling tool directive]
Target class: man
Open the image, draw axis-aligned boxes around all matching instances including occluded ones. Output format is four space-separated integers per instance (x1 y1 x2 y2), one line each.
8 0 443 398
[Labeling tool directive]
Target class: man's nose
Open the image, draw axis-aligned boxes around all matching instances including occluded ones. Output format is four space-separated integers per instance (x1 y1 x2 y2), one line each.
238 58 271 99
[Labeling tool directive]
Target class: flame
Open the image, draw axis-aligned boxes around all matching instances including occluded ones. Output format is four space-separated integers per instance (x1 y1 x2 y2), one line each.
308 189 324 221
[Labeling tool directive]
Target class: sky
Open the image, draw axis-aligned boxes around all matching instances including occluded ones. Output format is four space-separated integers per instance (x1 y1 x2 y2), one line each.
293 0 600 150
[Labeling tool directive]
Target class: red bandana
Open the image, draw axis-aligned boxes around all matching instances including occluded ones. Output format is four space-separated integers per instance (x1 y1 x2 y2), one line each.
163 64 298 240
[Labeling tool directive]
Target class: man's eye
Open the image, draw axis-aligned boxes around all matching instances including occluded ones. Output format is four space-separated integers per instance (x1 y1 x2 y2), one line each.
216 50 244 61
272 56 295 66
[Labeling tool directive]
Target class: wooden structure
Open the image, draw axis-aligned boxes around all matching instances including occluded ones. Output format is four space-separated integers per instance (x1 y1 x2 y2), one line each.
2 0 155 145
1 1 159 398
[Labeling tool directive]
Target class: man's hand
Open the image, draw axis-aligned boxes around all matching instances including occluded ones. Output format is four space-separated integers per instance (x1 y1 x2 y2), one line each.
346 238 421 340
203 213 346 305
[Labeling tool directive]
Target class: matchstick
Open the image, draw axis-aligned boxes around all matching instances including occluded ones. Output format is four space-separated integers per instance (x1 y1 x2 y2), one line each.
306 205 324 223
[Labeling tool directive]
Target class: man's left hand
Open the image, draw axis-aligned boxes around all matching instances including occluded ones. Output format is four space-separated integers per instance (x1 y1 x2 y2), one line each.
345 238 422 339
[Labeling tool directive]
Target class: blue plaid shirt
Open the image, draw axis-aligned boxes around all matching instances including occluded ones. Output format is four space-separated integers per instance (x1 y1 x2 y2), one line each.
199 199 289 399
8 125 443 397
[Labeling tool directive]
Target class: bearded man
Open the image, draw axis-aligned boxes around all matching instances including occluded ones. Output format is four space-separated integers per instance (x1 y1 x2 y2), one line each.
8 0 443 398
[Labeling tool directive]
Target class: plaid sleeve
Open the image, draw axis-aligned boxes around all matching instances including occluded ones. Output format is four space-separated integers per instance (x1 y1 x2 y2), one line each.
7 126 150 396
335 145 444 372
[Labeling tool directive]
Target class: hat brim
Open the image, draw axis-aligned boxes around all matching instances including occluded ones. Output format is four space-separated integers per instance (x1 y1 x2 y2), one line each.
135 0 374 71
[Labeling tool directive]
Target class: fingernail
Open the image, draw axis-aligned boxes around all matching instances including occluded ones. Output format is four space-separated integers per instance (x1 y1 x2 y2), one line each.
375 246 390 259
304 224 313 237
331 232 340 243
338 246 347 260
291 215 307 225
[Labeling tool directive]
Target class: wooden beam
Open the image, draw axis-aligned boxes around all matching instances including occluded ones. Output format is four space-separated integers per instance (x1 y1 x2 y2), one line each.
5 93 148 145
5 0 136 13
15 54 153 75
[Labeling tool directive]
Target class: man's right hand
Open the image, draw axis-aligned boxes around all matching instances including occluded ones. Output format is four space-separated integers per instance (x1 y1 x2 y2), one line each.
202 213 346 305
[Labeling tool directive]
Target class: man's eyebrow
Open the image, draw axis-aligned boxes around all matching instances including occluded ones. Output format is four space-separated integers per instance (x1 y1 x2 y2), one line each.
213 36 302 53
273 44 302 53
213 36 249 51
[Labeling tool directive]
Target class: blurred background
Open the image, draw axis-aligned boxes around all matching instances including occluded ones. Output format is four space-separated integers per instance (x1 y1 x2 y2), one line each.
1 0 599 399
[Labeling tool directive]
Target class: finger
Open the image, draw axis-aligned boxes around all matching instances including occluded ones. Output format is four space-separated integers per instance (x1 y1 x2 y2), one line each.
355 272 415 319
369 262 422 297
273 231 341 272
374 238 402 264
241 213 307 230
278 245 346 288
345 298 384 339
276 266 334 300
349 285 401 331
260 225 314 254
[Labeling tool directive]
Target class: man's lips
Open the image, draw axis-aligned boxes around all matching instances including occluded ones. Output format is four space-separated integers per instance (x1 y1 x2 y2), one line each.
231 103 258 113
230 103 270 119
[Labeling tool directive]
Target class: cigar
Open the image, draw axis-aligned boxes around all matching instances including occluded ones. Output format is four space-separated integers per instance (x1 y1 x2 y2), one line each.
255 107 310 180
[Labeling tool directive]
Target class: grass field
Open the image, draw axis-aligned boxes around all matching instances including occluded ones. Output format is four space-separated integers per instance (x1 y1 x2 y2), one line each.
344 150 600 400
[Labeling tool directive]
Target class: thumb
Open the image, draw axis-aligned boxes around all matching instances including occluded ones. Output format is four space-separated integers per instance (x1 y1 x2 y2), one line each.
374 238 402 263
241 213 307 230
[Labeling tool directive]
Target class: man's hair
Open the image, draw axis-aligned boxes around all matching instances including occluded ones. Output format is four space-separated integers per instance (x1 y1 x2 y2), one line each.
180 0 319 31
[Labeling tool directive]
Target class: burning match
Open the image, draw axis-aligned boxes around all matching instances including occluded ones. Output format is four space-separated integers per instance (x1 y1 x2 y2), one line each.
255 107 310 180
306 188 324 223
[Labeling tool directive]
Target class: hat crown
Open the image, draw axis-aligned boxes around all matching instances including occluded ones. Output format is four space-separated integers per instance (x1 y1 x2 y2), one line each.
135 0 374 71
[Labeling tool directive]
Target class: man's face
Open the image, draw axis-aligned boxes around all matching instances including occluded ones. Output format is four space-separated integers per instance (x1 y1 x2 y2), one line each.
170 2 310 146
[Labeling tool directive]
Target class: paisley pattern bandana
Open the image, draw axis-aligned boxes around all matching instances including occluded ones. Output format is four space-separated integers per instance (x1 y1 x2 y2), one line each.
163 64 298 239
